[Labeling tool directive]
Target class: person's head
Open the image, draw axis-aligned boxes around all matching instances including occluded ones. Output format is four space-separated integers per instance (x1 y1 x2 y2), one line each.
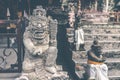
93 39 98 45
91 40 102 54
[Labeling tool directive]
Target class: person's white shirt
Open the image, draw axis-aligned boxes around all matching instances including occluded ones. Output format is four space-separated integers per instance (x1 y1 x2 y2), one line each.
75 28 84 44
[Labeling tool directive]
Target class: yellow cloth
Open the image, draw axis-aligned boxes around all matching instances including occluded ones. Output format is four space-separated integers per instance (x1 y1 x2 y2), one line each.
87 60 103 65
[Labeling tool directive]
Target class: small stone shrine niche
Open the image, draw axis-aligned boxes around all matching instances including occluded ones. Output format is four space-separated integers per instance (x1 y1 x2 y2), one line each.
22 6 69 80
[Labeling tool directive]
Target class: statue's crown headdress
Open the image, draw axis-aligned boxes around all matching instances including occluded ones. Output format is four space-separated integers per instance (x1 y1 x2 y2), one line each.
33 6 46 16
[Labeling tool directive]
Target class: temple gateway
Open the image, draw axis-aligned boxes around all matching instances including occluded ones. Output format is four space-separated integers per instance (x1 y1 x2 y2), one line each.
0 0 119 80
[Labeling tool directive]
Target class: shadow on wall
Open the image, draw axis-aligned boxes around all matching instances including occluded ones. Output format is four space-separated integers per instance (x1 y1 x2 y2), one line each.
56 24 80 80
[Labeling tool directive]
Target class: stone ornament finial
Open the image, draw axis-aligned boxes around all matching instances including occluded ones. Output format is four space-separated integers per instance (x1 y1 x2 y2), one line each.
33 6 46 17
7 8 10 17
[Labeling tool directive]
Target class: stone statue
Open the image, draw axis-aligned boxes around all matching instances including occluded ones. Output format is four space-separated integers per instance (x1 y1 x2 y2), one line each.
87 40 109 80
22 6 67 80
68 4 75 27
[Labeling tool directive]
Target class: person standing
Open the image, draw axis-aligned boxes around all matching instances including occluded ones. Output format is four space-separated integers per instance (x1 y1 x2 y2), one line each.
75 26 85 51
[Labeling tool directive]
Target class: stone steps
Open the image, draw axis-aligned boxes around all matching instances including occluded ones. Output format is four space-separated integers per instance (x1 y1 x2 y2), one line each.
0 73 21 80
109 76 120 80
72 24 120 79
0 73 21 78
82 25 120 52
84 33 120 36
72 51 120 59
0 78 16 80
108 70 120 77
85 41 120 42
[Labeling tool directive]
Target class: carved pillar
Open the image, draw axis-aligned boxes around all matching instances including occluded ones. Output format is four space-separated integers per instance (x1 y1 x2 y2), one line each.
78 0 81 10
105 0 109 12
103 0 110 12
95 0 98 11
77 0 81 13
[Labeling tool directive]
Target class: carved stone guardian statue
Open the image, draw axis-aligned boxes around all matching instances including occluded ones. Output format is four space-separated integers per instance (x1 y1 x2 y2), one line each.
22 6 68 80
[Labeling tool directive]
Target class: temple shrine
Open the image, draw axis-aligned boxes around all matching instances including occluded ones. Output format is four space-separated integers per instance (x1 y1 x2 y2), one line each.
0 0 120 80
